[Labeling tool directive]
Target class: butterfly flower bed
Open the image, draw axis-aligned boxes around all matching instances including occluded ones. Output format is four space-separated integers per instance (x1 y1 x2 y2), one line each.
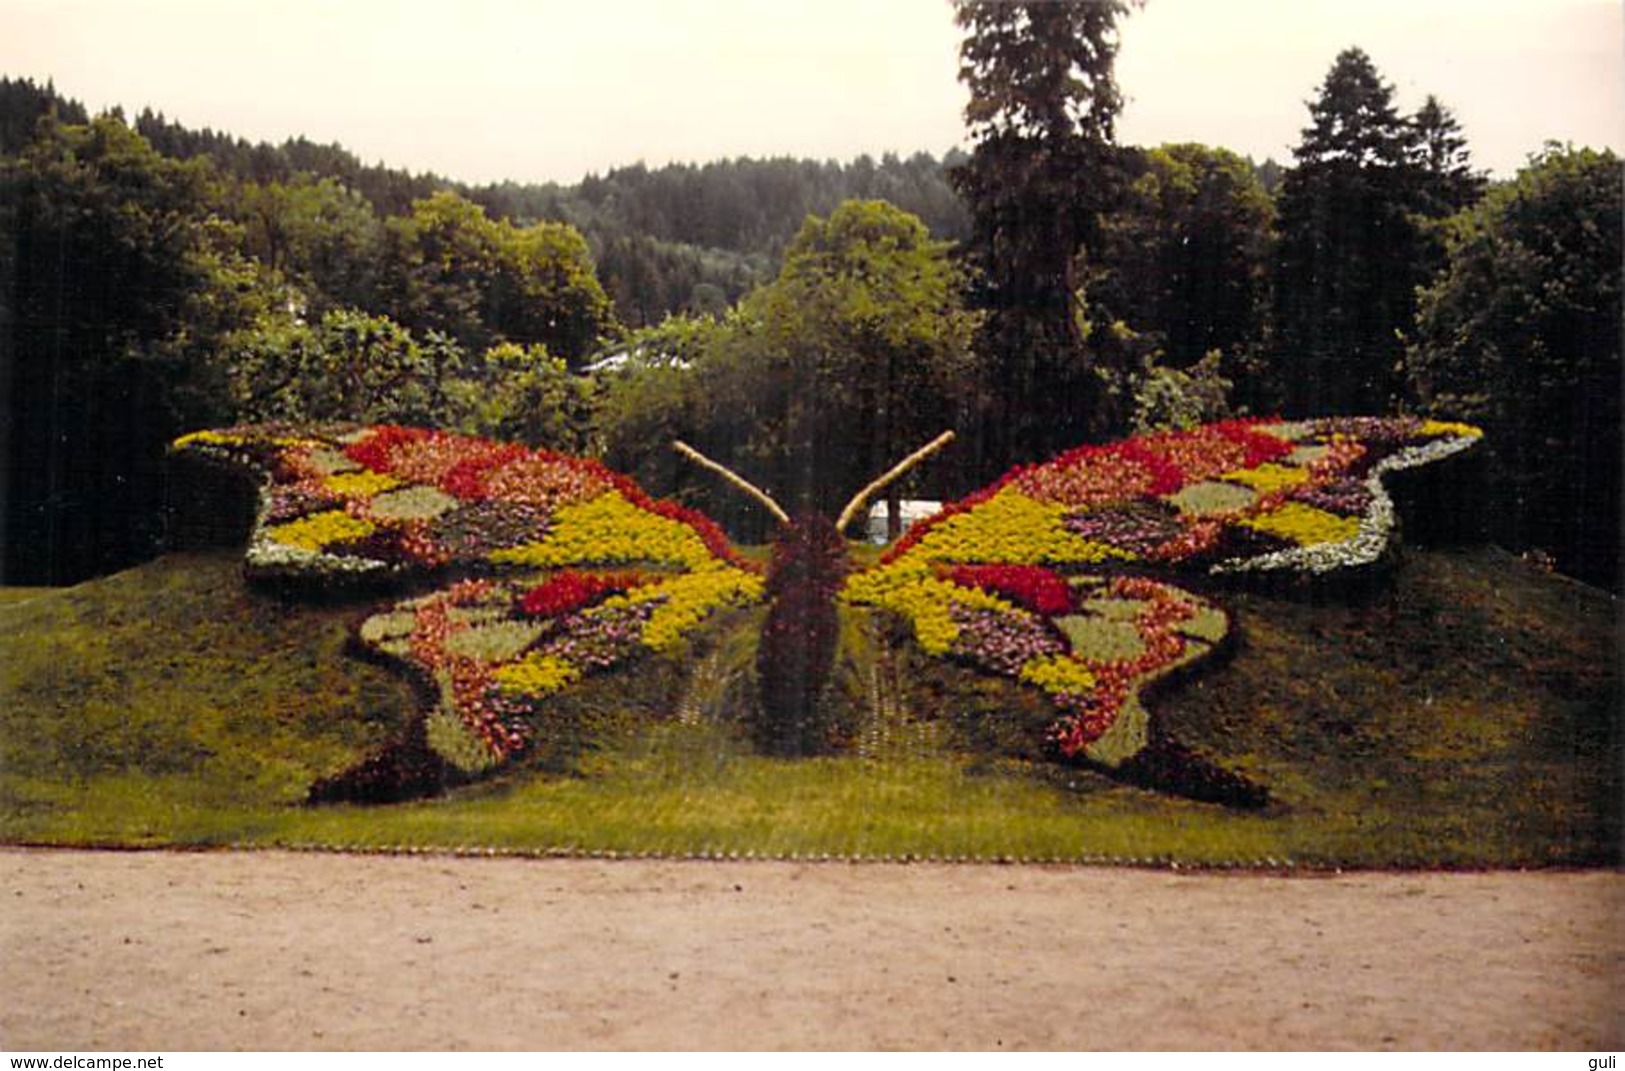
173 416 1479 790
174 424 747 580
842 417 1481 767
173 424 763 769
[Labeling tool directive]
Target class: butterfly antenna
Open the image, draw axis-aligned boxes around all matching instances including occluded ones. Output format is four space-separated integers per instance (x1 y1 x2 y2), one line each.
671 440 791 527
834 430 957 535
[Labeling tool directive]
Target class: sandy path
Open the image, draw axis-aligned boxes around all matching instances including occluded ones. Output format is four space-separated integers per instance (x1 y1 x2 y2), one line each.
1 849 1619 1051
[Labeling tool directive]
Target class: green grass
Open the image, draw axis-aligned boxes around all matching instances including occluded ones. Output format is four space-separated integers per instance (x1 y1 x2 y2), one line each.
1 546 1617 867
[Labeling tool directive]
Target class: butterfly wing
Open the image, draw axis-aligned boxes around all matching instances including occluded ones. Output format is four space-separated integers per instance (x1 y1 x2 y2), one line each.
172 423 763 774
842 417 1482 772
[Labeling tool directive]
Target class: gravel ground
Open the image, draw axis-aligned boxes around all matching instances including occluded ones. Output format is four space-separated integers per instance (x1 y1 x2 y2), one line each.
1 848 1620 1051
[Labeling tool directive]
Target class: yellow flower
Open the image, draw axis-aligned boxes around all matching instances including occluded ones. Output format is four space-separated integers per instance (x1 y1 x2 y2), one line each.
173 429 240 449
493 653 582 696
1221 463 1310 494
1019 655 1098 696
324 470 400 498
841 561 1014 654
266 510 374 551
1419 419 1482 439
1242 501 1361 546
491 491 722 571
900 488 1128 567
609 567 765 652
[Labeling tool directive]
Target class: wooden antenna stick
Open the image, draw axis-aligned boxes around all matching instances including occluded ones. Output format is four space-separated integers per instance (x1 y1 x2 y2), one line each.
834 429 957 534
671 440 791 528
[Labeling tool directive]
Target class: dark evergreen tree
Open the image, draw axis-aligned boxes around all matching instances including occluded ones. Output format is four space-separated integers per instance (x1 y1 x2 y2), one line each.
0 77 88 154
950 0 1137 467
1269 48 1426 415
1405 94 1489 287
1409 94 1484 215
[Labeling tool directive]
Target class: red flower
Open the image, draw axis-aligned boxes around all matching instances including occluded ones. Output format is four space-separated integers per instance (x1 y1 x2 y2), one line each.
947 564 1074 615
438 443 531 501
343 425 429 472
516 570 647 618
651 498 753 569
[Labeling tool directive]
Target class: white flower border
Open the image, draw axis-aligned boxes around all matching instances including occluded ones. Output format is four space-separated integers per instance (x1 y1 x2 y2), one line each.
176 437 396 581
1210 433 1481 577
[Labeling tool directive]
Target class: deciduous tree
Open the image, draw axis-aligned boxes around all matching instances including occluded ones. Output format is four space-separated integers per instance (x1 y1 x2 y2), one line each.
1406 146 1621 588
1099 143 1274 380
0 116 258 581
699 200 980 528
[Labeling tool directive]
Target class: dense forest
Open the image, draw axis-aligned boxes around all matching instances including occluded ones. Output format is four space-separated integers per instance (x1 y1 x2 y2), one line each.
1 8 1619 590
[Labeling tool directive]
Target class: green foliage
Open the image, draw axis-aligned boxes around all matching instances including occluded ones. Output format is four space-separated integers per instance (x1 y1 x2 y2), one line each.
529 153 971 260
232 174 384 313
711 199 979 519
1130 351 1235 434
377 190 618 362
1406 146 1623 587
1099 144 1274 377
1269 49 1482 416
225 311 596 450
596 314 722 493
132 106 444 217
1408 95 1485 217
447 342 597 453
601 201 979 535
595 232 766 327
0 115 268 583
226 307 465 425
0 76 89 154
951 0 1139 463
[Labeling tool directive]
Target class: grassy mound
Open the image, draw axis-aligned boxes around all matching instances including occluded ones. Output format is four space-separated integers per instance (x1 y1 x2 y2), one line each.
1 545 1617 866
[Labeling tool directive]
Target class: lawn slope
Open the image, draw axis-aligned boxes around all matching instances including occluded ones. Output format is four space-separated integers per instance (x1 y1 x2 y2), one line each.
1 545 1617 866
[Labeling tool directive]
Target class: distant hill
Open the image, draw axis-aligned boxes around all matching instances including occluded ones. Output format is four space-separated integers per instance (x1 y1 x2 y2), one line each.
0 76 970 326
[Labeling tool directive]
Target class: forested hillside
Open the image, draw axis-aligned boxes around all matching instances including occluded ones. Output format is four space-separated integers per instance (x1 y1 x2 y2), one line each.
2 31 1619 595
2 79 972 328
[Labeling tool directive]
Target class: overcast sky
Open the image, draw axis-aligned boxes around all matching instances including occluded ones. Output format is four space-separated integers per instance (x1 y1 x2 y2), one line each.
3 0 1619 185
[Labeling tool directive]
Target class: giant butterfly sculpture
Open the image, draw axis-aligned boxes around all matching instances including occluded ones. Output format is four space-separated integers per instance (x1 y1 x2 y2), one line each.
171 416 1480 804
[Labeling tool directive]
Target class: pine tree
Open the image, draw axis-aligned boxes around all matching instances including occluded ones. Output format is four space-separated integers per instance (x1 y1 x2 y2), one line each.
1269 48 1429 415
1409 95 1485 217
950 0 1137 466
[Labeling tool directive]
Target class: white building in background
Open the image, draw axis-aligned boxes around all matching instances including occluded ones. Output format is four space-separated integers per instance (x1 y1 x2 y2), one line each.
865 500 942 545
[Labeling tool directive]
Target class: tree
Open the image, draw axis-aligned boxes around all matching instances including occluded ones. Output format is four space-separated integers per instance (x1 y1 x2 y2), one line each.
485 219 616 364
598 203 979 539
1409 95 1484 217
377 191 616 363
596 313 723 495
704 200 980 527
1269 50 1486 418
0 116 259 582
233 174 384 313
1098 143 1274 378
0 77 88 155
1269 48 1423 415
377 191 498 349
1406 146 1622 588
951 0 1139 466
1406 94 1488 288
447 341 595 453
224 308 464 426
